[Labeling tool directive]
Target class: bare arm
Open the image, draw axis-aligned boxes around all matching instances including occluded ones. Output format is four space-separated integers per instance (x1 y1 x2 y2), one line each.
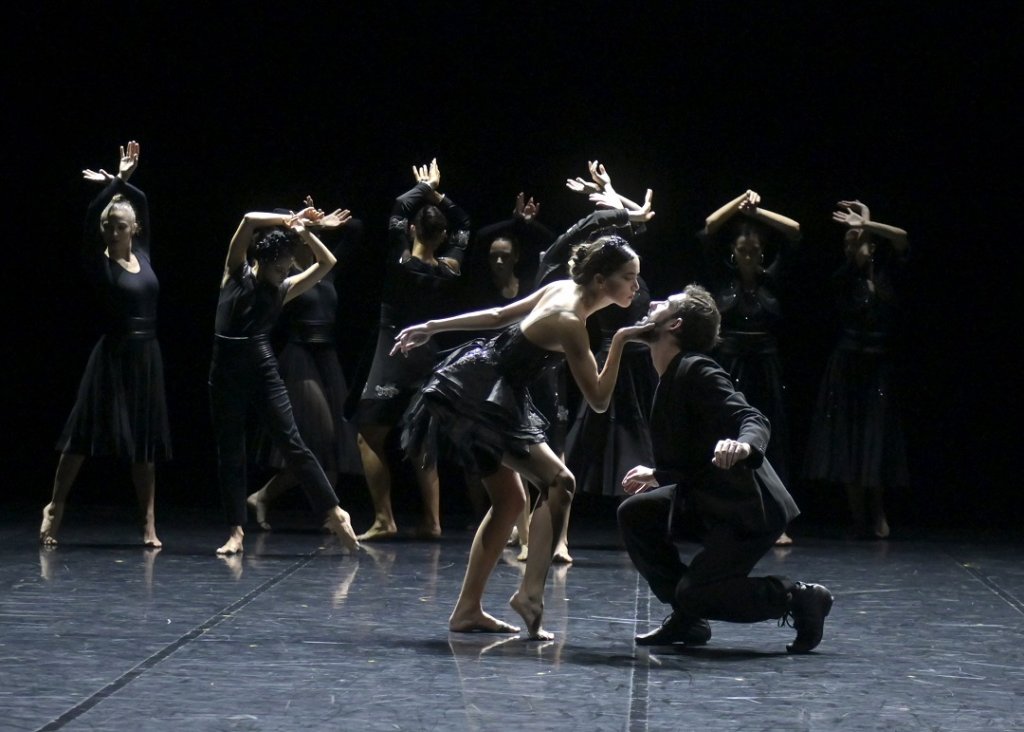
222 211 291 287
390 283 555 355
561 319 623 413
282 225 337 304
705 190 800 240
704 191 750 234
560 316 653 413
834 204 908 252
864 220 908 251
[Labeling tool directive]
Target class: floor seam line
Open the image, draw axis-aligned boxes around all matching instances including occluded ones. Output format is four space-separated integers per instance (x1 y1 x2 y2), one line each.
945 548 1024 618
34 549 320 731
627 571 650 732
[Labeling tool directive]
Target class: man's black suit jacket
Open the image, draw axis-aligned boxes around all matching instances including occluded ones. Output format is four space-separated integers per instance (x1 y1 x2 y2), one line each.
650 351 800 536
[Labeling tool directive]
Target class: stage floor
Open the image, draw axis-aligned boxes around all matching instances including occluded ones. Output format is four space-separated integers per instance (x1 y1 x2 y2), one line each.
2 505 1022 731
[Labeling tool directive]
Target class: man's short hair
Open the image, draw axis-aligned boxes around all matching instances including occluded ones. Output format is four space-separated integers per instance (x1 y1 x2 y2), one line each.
670 284 721 353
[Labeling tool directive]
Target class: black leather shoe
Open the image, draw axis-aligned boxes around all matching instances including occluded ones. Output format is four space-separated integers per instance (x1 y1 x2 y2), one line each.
635 613 711 646
783 582 833 654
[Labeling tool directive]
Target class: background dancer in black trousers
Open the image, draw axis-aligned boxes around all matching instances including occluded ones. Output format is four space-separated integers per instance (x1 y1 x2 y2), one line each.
209 206 358 556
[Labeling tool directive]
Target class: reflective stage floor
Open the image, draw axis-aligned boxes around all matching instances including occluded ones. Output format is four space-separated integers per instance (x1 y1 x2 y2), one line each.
2 505 1022 731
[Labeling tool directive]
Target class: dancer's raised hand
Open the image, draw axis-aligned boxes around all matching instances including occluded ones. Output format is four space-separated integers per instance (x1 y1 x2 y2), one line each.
82 168 114 183
118 140 140 181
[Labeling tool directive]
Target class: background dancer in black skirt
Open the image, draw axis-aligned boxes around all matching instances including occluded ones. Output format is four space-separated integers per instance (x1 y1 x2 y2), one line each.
565 161 659 511
699 189 801 545
804 200 909 539
42 141 171 548
356 159 471 541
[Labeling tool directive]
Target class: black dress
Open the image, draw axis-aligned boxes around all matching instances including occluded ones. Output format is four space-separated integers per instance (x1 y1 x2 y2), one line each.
565 278 657 496
358 183 470 427
57 178 171 463
403 325 563 477
803 247 909 489
700 223 797 485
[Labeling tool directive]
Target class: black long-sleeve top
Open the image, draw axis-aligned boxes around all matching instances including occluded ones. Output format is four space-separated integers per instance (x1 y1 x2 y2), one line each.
379 183 471 329
83 178 159 329
534 208 631 290
470 215 556 294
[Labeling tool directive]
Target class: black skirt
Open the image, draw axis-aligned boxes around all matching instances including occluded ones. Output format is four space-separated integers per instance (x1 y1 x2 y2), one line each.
358 326 439 427
566 346 656 496
57 333 172 462
403 338 550 477
803 345 908 489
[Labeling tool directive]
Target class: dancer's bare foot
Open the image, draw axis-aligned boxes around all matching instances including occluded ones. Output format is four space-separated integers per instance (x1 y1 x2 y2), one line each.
449 608 520 634
775 531 793 546
325 508 360 552
216 527 244 555
40 502 64 546
873 514 890 539
509 591 552 640
141 524 163 549
507 525 520 546
246 492 272 530
552 542 573 565
357 519 398 542
516 544 529 562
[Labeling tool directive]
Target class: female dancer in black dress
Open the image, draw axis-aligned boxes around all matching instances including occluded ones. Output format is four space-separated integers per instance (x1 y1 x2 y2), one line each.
246 205 363 530
209 207 358 555
804 200 909 539
565 162 659 506
356 159 471 541
393 199 655 639
700 189 800 544
41 141 170 547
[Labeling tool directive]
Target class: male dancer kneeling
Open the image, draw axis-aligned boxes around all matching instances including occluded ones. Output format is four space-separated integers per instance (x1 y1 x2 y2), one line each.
619 285 832 654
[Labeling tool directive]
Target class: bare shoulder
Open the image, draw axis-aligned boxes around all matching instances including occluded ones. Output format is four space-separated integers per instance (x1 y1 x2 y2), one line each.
522 308 586 353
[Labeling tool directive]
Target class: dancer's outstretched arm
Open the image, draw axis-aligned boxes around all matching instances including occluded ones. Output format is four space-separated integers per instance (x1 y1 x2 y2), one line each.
390 283 554 354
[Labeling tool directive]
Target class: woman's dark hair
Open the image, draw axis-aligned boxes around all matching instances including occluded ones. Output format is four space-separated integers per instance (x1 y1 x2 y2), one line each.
412 205 448 247
489 234 521 258
568 233 638 285
253 228 298 263
671 284 722 353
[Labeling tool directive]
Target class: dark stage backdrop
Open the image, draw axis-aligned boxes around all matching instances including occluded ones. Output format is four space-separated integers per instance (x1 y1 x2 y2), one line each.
5 2 1018 529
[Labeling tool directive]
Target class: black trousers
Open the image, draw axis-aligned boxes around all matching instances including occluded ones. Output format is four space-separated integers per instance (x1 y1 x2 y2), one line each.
617 484 792 623
209 336 338 526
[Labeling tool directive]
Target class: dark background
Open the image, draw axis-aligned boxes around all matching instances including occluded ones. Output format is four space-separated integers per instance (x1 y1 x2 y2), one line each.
5 2 1019 530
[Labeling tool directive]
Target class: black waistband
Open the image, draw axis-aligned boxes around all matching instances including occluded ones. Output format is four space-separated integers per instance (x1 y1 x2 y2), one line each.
109 316 156 340
214 333 272 346
718 331 777 355
288 320 335 345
